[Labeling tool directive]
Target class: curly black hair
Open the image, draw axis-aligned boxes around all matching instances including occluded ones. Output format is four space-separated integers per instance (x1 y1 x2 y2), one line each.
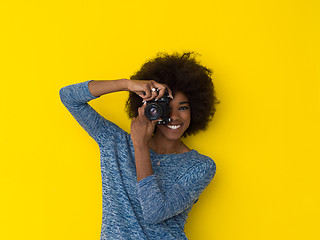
125 51 220 137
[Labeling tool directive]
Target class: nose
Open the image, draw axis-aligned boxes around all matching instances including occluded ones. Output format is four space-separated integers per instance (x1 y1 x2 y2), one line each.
169 107 179 121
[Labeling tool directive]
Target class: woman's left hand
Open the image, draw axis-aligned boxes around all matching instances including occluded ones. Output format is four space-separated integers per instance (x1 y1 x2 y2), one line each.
130 102 159 148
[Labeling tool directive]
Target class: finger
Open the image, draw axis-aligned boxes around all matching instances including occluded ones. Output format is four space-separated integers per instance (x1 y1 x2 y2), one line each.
137 102 147 117
166 85 174 99
150 88 159 100
143 86 152 99
155 83 173 100
161 83 173 99
145 89 158 101
156 87 166 100
143 85 159 101
137 91 147 98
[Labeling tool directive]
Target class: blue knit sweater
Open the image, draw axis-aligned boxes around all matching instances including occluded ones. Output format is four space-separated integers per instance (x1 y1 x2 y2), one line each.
59 81 216 240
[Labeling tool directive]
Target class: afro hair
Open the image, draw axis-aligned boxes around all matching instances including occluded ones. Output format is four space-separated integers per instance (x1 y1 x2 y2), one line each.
125 51 220 137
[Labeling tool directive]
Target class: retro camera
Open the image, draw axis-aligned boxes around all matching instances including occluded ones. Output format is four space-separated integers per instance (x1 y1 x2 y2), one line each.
145 89 171 125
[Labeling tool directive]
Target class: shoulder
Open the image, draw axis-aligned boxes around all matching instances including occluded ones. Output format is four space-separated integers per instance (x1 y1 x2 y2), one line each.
188 150 216 173
178 150 216 184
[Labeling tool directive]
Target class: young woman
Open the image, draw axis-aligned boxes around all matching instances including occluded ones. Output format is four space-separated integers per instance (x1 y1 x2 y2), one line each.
59 52 220 239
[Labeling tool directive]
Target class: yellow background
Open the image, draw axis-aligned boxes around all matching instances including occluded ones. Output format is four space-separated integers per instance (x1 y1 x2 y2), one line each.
1 0 319 239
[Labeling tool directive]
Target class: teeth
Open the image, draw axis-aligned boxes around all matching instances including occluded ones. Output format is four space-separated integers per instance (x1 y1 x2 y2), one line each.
167 125 181 130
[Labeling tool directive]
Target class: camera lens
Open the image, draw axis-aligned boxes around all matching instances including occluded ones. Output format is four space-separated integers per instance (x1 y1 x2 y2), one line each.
145 103 162 120
149 107 158 116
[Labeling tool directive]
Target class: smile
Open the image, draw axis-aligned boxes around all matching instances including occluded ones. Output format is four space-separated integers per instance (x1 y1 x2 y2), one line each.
167 124 181 130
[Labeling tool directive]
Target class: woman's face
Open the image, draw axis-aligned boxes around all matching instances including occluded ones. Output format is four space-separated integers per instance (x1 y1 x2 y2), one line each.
155 91 191 141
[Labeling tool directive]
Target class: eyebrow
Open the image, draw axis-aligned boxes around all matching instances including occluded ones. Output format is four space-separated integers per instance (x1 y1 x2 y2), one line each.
179 101 189 105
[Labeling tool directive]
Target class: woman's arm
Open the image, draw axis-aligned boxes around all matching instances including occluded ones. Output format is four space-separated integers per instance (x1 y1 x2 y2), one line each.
61 79 172 180
59 79 168 141
137 160 216 224
130 103 159 182
88 79 129 97
59 80 110 141
88 79 173 100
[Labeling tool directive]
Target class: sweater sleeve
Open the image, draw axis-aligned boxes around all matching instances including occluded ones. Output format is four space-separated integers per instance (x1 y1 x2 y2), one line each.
137 159 216 224
59 80 112 143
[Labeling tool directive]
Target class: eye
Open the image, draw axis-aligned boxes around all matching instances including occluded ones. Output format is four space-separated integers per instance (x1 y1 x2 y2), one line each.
179 106 189 111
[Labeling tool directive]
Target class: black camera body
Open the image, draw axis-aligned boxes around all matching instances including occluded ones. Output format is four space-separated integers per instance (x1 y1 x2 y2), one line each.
145 90 171 125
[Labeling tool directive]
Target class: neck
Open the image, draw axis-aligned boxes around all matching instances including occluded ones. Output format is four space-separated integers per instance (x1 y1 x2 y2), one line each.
149 132 188 154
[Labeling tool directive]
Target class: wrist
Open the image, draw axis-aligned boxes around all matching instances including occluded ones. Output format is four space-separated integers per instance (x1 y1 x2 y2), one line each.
119 78 130 91
133 143 153 182
133 143 149 152
127 78 141 92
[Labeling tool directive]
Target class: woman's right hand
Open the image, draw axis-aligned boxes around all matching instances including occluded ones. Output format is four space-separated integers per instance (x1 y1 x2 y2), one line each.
127 79 173 101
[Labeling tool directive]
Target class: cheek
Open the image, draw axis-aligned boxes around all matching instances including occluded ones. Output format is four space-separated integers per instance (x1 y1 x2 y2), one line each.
183 112 191 125
185 120 190 130
181 116 191 135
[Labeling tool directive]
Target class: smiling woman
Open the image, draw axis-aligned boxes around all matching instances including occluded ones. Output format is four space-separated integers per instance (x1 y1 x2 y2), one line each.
59 51 220 239
126 52 220 137
154 91 191 145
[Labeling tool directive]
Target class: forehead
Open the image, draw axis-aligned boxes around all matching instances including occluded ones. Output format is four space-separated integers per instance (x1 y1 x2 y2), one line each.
170 91 189 104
